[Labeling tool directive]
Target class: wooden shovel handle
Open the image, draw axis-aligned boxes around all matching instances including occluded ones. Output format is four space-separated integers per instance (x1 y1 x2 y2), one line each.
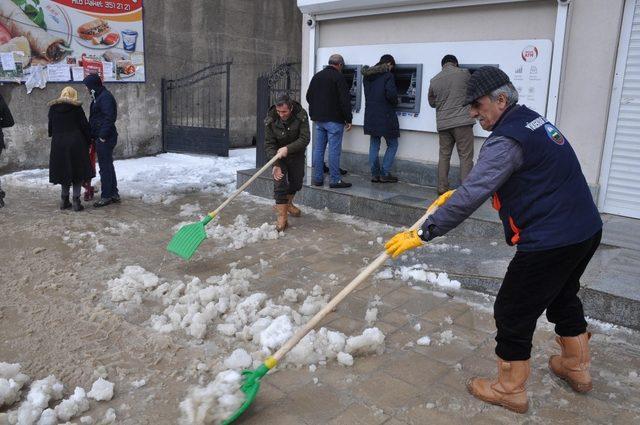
208 154 281 218
272 203 439 362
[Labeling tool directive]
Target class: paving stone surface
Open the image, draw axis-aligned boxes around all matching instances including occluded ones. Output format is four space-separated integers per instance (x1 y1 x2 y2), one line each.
0 184 639 424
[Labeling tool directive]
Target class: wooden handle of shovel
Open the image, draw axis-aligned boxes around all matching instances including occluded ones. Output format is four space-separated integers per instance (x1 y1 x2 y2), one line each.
271 202 440 363
208 154 281 219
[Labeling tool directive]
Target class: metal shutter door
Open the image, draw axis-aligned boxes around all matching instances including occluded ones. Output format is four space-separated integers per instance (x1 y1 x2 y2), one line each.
602 0 640 218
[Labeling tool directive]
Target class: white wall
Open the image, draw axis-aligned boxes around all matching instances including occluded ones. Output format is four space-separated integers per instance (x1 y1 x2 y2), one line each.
556 0 625 185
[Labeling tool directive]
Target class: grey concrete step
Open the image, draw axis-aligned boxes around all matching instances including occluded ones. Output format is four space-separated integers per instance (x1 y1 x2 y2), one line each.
237 168 640 330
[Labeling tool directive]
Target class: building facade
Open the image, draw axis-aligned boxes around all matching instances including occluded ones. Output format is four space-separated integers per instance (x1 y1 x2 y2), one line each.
298 0 640 219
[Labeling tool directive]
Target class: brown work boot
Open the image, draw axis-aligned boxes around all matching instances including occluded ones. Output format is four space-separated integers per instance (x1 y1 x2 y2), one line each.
467 357 530 414
286 194 301 217
549 332 593 393
275 204 288 232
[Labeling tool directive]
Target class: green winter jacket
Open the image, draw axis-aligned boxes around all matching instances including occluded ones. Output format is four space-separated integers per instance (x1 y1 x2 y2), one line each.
264 100 310 163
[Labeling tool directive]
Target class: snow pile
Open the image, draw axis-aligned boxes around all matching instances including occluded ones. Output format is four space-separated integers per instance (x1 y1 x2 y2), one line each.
0 369 115 425
223 349 252 370
51 387 90 422
87 378 114 401
438 330 455 345
379 264 461 290
179 370 244 425
298 285 329 317
417 336 431 346
344 328 386 356
106 265 160 308
4 149 255 203
205 215 280 250
0 363 30 408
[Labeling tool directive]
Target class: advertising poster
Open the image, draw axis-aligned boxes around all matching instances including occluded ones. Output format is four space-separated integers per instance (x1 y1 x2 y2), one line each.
0 0 145 83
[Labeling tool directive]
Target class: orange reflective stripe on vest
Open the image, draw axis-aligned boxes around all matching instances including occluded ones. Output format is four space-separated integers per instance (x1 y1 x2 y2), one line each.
493 193 521 244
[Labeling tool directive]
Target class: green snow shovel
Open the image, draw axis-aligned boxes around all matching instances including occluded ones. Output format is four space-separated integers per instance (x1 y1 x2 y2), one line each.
221 191 455 424
167 154 282 260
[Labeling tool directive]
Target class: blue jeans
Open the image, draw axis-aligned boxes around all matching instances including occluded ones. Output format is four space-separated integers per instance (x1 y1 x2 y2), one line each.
369 136 398 177
96 136 119 199
312 121 344 184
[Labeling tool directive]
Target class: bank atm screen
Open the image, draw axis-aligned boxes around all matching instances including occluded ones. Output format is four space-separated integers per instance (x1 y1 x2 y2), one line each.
343 65 362 113
393 64 423 114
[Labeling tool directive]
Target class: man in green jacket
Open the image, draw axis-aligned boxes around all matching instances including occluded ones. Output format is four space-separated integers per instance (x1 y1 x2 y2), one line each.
264 94 311 231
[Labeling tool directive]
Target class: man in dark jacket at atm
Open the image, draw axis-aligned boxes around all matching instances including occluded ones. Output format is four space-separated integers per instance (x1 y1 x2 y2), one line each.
385 67 602 414
84 73 119 207
306 53 353 188
362 54 400 183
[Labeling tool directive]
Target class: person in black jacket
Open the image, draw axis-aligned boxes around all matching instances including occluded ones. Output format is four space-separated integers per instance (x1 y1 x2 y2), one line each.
83 73 119 207
362 54 400 183
0 91 15 208
48 87 94 211
306 53 352 188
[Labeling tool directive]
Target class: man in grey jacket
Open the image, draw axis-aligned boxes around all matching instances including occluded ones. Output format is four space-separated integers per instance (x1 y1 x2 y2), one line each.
387 67 602 414
428 55 476 194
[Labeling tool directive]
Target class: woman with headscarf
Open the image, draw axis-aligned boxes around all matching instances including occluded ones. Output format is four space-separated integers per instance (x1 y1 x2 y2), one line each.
48 86 93 211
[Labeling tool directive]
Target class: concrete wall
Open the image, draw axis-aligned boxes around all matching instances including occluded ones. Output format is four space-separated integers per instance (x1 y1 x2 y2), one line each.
0 0 301 172
301 0 626 186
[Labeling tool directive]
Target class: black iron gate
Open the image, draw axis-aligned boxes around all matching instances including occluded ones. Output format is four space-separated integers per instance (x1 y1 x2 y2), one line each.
255 62 301 167
162 62 231 156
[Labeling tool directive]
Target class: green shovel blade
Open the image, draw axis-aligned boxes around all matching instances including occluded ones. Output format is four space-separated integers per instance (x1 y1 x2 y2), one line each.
221 364 270 425
166 216 213 260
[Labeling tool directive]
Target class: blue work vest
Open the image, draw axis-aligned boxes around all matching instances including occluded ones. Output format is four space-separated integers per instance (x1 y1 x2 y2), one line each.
490 105 602 251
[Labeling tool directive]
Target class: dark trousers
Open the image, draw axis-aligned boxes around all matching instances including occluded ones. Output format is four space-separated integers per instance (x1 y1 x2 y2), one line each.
96 136 119 199
274 154 305 204
494 230 602 361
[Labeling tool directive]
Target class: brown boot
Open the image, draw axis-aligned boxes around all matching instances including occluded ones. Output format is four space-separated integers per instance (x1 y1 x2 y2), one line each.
286 194 301 217
467 357 530 414
549 332 593 393
275 204 288 232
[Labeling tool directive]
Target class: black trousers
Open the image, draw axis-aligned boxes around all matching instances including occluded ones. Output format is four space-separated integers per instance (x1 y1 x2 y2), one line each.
494 230 602 361
274 154 305 204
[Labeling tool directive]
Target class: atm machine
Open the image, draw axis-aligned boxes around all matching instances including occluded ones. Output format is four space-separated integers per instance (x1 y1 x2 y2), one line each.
342 65 363 113
393 64 423 115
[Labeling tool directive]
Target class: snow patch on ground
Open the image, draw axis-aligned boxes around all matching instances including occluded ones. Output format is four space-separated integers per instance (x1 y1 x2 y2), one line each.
4 149 255 203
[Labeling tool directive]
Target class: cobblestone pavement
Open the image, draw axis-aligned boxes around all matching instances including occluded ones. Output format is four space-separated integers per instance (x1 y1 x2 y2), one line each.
0 184 639 424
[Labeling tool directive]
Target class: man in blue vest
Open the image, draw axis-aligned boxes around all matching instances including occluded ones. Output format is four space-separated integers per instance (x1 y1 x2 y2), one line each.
385 67 602 413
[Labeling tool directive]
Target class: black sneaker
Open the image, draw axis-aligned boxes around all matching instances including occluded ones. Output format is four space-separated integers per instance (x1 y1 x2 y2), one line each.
371 176 381 183
94 198 114 208
111 194 121 203
323 164 348 175
312 180 324 187
329 180 352 189
60 196 72 210
380 174 398 183
0 189 4 208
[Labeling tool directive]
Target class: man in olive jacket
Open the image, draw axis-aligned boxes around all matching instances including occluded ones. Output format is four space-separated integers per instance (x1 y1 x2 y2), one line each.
428 55 476 194
264 94 310 232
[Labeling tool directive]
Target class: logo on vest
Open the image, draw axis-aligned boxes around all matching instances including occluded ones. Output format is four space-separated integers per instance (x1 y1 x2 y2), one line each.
525 117 546 131
544 124 565 145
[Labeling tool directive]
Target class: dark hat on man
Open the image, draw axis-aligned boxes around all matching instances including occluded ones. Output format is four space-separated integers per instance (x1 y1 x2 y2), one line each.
83 73 103 91
464 66 510 105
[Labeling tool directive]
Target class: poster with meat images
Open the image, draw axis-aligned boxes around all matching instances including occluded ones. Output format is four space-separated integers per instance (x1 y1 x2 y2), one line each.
0 0 144 83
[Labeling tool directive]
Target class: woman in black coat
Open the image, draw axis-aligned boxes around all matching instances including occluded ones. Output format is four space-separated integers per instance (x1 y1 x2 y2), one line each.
363 54 400 183
48 87 93 211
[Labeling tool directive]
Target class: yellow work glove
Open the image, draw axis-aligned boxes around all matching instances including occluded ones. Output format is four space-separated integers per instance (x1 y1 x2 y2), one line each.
385 229 424 258
426 189 456 213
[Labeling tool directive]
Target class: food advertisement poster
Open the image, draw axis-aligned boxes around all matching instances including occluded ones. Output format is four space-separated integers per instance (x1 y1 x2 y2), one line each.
0 0 145 83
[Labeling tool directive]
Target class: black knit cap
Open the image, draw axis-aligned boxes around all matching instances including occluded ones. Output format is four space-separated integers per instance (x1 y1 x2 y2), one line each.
464 66 510 106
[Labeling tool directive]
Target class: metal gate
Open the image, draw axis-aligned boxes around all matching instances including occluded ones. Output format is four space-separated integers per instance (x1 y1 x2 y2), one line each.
255 62 301 167
162 62 231 156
